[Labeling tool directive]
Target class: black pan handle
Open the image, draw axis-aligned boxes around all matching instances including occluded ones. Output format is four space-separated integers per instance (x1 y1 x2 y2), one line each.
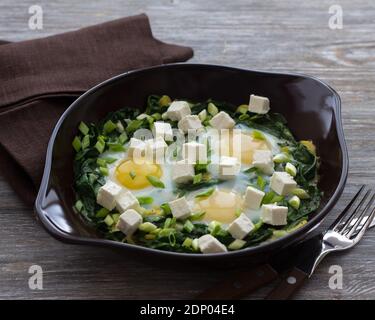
265 267 308 300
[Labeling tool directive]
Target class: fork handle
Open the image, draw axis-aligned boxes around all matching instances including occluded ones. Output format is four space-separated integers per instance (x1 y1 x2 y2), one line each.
195 264 278 300
265 267 308 300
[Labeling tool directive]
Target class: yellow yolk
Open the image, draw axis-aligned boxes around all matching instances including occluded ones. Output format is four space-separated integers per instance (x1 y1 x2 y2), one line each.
115 159 162 190
219 131 269 164
194 189 243 224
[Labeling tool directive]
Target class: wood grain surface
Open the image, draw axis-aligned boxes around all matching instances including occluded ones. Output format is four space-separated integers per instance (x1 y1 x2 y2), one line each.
0 0 375 300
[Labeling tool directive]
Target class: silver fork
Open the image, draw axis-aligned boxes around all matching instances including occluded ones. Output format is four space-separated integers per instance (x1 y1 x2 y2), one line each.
266 185 375 299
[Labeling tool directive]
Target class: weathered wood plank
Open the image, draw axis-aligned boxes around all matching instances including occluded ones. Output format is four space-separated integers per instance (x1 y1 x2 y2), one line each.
0 0 375 299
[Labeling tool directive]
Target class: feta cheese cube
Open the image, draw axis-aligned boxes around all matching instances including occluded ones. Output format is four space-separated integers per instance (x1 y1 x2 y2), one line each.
227 213 255 240
166 101 191 121
172 160 195 184
182 142 207 164
128 138 146 159
261 204 288 226
116 209 143 235
248 94 270 114
244 186 265 209
145 137 168 163
198 234 228 253
218 156 241 180
178 115 203 133
96 181 122 210
209 111 235 130
168 196 191 220
116 190 140 212
152 121 173 141
270 171 297 196
252 150 274 175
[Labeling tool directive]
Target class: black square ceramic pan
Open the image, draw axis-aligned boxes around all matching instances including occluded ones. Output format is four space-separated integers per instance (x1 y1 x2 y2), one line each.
35 64 348 267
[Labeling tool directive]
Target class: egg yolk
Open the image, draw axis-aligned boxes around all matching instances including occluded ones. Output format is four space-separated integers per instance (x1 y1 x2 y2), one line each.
220 131 269 164
194 189 243 224
115 159 162 190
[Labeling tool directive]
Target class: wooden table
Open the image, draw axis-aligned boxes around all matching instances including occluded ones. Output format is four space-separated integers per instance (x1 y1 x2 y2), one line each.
1 0 374 300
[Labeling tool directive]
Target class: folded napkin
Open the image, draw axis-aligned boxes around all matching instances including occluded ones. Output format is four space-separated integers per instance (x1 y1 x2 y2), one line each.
0 14 193 205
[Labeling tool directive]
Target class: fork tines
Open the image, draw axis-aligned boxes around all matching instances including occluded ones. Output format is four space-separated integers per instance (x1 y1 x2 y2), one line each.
331 185 375 239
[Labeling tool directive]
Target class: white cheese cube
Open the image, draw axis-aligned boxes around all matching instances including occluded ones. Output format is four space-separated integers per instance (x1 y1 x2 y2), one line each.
96 181 122 210
244 186 265 209
209 111 235 130
168 197 191 220
182 142 207 164
218 156 241 180
248 94 270 114
128 138 146 159
198 234 228 253
172 160 195 184
116 209 143 236
261 204 288 226
178 115 203 133
166 101 191 121
252 150 274 175
145 137 168 163
270 171 297 196
227 213 255 240
152 121 173 141
115 190 140 212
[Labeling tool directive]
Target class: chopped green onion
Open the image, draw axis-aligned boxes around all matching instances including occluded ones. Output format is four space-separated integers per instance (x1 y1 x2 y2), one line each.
81 135 90 150
137 196 154 205
102 157 117 164
96 207 109 218
99 167 109 176
97 158 107 167
108 143 125 152
161 112 168 120
129 171 136 180
208 221 222 236
163 217 175 229
190 211 206 221
146 175 165 188
151 113 162 120
289 195 301 209
72 136 82 152
103 120 117 134
160 203 171 215
136 113 148 120
195 162 209 173
118 132 128 144
198 109 207 121
292 188 310 199
285 162 297 177
95 139 105 153
273 153 290 163
235 208 242 217
112 213 120 224
273 230 288 238
207 102 219 116
228 239 246 250
126 119 143 133
104 215 114 227
79 121 89 135
145 234 156 240
193 173 202 184
116 121 125 133
183 220 195 233
75 200 83 212
262 191 284 204
236 104 248 114
192 238 199 252
195 187 215 199
139 222 157 233
168 232 176 246
252 130 266 140
182 237 193 248
159 95 171 107
88 173 97 184
238 114 250 121
257 175 266 191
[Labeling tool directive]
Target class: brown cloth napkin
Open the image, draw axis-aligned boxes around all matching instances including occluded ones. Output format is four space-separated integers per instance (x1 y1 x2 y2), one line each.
0 14 193 205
